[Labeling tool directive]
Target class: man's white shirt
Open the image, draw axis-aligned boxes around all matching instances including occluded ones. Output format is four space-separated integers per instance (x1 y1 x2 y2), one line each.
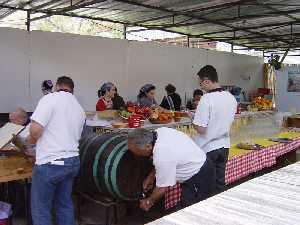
193 90 237 153
153 127 206 187
31 91 86 165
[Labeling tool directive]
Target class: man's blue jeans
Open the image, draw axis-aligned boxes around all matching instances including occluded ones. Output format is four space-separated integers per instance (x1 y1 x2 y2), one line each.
31 156 80 225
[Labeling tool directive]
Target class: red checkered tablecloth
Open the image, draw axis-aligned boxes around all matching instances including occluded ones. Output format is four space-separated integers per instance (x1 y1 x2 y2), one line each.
164 137 300 210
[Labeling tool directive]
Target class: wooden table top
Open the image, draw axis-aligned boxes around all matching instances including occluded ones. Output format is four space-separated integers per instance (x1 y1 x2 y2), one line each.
0 155 33 183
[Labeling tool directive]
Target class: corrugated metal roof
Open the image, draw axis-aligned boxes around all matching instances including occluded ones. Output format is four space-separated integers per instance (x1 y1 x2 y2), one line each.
0 0 300 51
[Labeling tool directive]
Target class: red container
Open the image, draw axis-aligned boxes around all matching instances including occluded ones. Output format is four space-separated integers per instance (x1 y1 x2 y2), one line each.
128 115 142 128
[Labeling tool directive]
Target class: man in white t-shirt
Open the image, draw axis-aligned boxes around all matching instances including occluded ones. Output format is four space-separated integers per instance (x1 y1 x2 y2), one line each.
128 127 215 211
27 76 86 225
193 65 237 193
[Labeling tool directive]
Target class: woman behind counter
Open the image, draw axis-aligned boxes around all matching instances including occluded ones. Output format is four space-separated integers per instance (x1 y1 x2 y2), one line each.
112 88 125 110
96 82 116 111
160 84 182 111
137 84 158 108
186 89 203 110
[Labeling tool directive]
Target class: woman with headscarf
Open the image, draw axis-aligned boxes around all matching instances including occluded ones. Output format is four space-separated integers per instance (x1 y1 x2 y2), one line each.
137 84 158 108
41 80 53 95
96 82 116 111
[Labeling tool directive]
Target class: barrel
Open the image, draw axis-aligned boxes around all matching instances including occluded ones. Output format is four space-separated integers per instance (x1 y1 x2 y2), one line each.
79 133 152 201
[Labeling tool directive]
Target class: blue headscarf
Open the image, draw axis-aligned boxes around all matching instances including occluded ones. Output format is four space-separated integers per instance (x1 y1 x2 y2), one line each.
98 82 114 97
138 84 155 98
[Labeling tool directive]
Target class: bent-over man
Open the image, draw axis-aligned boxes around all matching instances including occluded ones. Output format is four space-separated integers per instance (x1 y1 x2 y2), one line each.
128 127 215 211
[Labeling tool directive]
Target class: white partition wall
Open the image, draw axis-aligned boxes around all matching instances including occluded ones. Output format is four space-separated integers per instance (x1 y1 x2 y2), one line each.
0 27 264 112
206 48 264 92
30 31 128 111
0 28 30 112
126 41 208 103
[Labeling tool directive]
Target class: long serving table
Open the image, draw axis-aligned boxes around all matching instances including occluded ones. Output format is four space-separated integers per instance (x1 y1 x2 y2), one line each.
85 111 275 134
148 161 300 225
85 117 193 134
165 131 300 209
148 162 300 225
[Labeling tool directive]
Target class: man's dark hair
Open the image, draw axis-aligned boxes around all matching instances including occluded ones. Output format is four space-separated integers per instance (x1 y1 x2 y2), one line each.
56 76 74 90
197 65 218 83
42 80 53 91
193 89 203 97
165 84 176 94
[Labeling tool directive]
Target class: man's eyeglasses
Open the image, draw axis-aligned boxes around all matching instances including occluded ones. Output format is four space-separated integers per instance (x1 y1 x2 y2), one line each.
199 79 207 86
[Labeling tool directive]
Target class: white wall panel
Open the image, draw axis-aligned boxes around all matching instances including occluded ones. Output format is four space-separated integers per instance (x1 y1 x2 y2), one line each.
0 28 264 112
0 28 30 113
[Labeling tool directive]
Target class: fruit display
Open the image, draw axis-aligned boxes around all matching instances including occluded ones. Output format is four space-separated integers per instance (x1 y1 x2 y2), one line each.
119 102 151 120
119 109 132 119
149 118 172 124
174 111 189 118
149 107 173 124
118 102 191 125
252 97 273 110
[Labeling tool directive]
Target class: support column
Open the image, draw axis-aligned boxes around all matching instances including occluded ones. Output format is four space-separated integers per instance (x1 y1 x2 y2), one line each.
26 10 31 32
123 24 127 39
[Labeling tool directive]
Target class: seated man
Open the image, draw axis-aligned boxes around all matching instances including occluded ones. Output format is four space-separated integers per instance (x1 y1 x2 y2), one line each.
9 108 30 126
128 127 215 211
9 108 35 157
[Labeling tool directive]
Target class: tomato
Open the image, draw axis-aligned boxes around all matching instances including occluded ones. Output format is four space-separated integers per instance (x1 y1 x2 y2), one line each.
127 106 136 113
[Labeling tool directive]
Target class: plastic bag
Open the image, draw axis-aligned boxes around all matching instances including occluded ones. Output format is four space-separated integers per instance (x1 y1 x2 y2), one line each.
0 202 12 219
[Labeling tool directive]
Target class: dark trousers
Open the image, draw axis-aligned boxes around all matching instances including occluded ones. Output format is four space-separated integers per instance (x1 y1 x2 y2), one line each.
206 148 229 194
180 159 215 209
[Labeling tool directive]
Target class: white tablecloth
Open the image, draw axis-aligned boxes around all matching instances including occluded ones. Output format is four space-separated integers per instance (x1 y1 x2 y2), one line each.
148 162 300 225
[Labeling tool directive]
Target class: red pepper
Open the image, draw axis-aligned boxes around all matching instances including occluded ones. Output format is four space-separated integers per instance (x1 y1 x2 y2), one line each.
127 106 136 113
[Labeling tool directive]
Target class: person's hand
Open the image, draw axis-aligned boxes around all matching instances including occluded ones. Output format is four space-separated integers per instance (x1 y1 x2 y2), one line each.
24 148 35 157
186 110 195 120
143 176 154 193
11 134 25 150
140 198 154 211
11 134 17 145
